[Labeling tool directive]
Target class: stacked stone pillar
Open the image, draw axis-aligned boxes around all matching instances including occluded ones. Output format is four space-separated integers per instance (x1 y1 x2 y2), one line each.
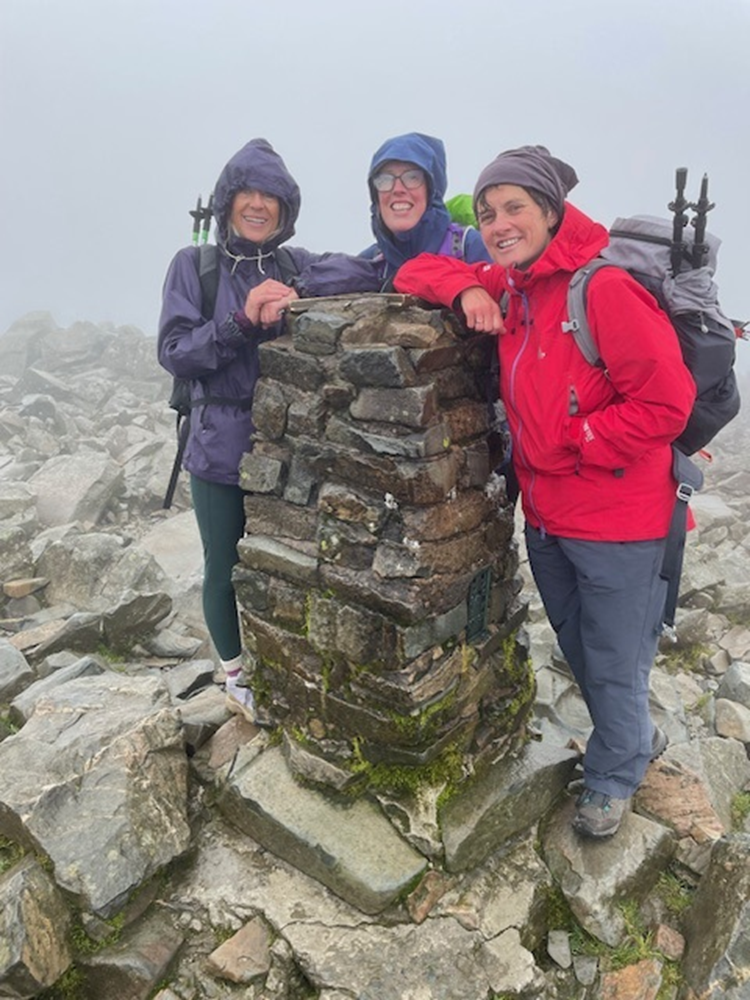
235 294 533 794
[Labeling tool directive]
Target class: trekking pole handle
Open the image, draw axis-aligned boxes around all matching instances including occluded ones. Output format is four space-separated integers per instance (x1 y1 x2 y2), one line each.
668 167 689 277
690 174 715 269
200 193 214 245
190 195 203 246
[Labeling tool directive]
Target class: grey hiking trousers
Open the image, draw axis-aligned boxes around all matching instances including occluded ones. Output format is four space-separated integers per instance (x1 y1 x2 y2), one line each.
525 524 668 798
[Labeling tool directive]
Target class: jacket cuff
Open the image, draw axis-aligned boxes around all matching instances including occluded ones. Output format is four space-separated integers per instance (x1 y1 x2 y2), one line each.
222 311 253 341
235 309 255 329
291 276 308 297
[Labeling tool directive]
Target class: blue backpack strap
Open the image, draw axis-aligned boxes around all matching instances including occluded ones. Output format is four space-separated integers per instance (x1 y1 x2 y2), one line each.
562 258 614 369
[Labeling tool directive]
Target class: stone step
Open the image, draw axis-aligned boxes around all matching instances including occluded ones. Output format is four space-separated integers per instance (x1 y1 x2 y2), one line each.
220 745 427 914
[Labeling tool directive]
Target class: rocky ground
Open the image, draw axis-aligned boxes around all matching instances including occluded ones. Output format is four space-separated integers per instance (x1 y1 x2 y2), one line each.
1 312 749 1000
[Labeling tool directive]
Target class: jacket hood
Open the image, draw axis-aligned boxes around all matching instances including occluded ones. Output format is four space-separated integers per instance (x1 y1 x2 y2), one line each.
368 132 452 270
212 138 300 251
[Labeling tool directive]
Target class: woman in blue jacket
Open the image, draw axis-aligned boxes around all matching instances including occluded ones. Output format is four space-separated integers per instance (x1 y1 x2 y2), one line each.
158 138 367 722
362 132 491 287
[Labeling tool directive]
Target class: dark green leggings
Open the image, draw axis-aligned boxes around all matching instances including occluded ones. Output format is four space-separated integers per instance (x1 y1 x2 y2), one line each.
190 474 246 661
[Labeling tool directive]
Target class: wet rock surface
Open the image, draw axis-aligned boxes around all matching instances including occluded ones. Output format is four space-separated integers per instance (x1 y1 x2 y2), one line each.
0 309 749 999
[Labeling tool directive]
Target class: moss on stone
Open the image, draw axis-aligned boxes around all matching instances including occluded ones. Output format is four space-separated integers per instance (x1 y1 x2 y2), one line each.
492 648 536 733
731 789 750 830
658 643 711 675
0 834 26 875
348 736 464 797
655 867 695 917
303 591 314 637
288 726 313 748
460 642 478 673
37 966 85 1000
387 687 457 743
68 911 125 956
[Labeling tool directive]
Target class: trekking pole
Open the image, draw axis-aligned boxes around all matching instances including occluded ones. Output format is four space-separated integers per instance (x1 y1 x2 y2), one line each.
190 195 203 246
668 167 689 277
690 173 715 269
200 192 214 245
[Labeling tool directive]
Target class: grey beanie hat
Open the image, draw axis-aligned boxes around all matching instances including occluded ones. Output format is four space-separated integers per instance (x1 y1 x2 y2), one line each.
472 145 579 217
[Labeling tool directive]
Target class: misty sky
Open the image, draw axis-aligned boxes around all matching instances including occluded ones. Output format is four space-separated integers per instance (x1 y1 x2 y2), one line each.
1 0 748 371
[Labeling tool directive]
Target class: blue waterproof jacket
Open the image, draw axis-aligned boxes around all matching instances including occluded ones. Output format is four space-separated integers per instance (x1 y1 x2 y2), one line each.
363 132 490 284
158 139 375 485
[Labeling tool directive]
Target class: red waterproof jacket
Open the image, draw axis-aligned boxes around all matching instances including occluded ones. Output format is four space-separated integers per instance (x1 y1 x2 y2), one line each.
395 203 697 542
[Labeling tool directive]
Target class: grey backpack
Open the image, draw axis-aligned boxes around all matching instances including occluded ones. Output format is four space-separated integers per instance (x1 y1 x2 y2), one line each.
561 211 741 637
563 214 740 458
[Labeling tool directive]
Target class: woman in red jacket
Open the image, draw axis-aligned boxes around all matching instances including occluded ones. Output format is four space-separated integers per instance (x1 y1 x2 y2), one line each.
395 145 696 838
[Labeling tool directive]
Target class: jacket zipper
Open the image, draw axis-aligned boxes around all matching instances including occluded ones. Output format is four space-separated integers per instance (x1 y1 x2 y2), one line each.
508 290 546 535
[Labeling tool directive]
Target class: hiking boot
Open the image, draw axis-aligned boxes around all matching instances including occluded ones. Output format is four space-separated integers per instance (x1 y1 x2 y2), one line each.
225 677 257 725
650 725 669 761
572 789 629 838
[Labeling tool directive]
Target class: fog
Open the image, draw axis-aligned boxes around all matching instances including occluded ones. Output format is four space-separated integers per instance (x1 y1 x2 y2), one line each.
1 0 748 378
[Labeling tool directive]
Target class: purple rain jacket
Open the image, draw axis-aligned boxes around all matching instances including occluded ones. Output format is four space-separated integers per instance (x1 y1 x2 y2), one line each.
158 138 378 486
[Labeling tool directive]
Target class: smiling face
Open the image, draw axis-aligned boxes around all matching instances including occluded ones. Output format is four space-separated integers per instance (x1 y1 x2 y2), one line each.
476 184 559 269
229 188 281 244
375 160 429 234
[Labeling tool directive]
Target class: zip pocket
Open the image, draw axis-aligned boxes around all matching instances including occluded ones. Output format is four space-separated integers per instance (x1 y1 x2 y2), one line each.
568 385 579 416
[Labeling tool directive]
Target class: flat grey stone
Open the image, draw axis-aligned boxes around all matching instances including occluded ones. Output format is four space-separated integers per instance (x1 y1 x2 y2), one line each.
10 654 105 723
440 739 579 872
542 795 675 946
547 928 572 968
0 672 190 916
236 535 318 585
716 661 750 708
0 638 34 701
0 856 72 995
682 834 750 1000
78 907 185 999
28 449 124 527
220 745 426 914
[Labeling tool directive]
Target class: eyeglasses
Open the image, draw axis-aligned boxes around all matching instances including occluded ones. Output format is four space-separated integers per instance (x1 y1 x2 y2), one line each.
372 168 426 193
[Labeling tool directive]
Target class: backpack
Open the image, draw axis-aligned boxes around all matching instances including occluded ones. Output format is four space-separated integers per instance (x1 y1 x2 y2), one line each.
162 243 299 509
563 218 740 457
379 221 474 292
560 186 742 637
445 193 477 227
437 221 473 261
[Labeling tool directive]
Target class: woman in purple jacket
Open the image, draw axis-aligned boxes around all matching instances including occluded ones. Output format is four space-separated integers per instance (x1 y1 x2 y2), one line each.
158 138 365 722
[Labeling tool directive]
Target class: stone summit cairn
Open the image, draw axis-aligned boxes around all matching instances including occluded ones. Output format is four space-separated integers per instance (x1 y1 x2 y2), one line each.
234 295 536 785
217 294 581 918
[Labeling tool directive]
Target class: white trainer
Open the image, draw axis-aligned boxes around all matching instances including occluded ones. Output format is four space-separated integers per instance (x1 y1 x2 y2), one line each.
225 676 256 724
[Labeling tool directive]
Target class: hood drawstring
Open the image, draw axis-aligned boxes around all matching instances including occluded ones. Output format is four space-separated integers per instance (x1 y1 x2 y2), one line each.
222 245 276 276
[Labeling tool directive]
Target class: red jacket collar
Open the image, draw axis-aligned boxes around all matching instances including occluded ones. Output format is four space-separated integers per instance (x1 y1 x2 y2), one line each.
505 202 610 289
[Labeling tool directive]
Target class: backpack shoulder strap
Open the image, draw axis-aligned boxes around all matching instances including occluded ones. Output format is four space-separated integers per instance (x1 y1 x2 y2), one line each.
563 258 614 369
198 243 219 319
451 226 464 259
197 244 299 314
461 225 477 260
436 222 467 260
275 246 300 286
